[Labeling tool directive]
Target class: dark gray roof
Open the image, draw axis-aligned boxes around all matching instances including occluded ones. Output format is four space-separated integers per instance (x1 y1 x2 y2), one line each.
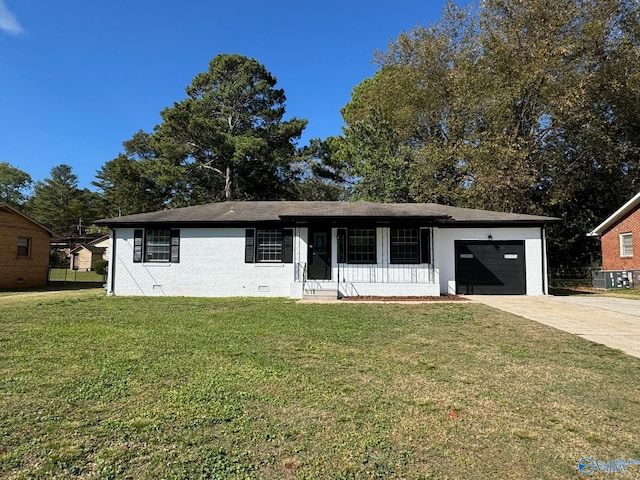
70 244 107 254
96 201 560 226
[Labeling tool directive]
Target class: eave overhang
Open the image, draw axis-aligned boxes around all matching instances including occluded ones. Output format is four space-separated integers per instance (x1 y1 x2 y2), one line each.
94 201 561 229
587 191 640 237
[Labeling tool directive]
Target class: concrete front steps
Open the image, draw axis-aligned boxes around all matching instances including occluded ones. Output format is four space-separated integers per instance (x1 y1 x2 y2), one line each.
302 281 339 301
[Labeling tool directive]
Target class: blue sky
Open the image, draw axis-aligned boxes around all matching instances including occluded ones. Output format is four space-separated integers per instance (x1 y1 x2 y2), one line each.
0 0 452 190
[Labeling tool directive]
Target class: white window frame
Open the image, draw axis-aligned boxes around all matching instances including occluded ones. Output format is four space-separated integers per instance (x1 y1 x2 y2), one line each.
620 232 633 257
145 229 171 262
347 228 377 264
256 229 283 263
390 228 420 264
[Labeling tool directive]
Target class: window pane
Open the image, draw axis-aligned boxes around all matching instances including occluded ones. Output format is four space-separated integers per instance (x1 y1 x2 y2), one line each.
348 229 376 263
390 228 419 263
17 237 30 257
145 229 171 262
621 233 633 257
257 229 283 262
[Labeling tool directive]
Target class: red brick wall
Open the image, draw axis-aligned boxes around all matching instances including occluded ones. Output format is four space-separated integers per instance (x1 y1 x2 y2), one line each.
601 207 640 270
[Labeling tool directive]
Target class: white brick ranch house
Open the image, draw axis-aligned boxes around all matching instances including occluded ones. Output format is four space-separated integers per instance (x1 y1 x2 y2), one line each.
96 201 559 298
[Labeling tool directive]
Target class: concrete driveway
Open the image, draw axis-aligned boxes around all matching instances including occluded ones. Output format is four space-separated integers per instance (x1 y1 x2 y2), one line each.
470 295 640 359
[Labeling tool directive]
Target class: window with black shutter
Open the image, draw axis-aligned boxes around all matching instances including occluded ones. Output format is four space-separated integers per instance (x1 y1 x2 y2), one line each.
420 228 432 264
245 228 291 263
347 229 376 264
133 229 143 262
133 228 180 263
245 229 255 263
283 229 293 263
390 228 419 264
256 230 283 262
170 229 180 263
389 227 431 264
337 228 346 263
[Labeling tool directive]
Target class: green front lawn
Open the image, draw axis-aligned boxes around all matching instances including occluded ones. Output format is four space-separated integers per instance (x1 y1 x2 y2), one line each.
1 291 639 479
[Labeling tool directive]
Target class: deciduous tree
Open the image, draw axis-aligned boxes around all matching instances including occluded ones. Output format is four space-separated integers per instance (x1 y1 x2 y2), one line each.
340 0 640 275
0 162 32 206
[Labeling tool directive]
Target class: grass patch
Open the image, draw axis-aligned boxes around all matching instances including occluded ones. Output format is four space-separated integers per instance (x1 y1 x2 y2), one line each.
590 288 640 299
551 286 640 299
1 292 639 478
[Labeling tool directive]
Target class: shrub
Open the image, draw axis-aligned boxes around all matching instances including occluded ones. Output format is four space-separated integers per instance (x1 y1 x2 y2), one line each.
93 260 108 275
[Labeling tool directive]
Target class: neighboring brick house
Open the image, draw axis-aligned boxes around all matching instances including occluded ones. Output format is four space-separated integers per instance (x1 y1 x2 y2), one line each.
588 191 640 270
0 203 54 289
69 235 109 271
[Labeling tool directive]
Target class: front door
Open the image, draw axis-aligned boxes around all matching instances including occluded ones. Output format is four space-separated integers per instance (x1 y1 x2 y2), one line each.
308 229 331 280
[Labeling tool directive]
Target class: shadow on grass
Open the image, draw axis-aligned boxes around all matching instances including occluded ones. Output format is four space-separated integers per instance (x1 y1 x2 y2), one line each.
47 281 105 291
0 282 104 294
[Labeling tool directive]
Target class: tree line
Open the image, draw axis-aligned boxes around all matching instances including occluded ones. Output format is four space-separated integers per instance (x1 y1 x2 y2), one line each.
2 0 639 276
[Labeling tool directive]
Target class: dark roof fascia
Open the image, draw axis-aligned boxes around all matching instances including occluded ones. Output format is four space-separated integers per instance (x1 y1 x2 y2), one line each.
70 244 106 254
281 215 451 227
106 220 296 229
102 218 558 229
103 217 452 229
436 219 561 228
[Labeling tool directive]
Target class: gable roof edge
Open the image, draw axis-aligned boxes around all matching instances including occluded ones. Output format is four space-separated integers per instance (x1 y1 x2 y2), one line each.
587 191 640 237
0 203 55 237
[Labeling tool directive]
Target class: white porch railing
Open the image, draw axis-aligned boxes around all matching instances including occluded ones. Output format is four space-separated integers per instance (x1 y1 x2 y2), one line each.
295 262 435 284
295 262 307 283
338 263 435 284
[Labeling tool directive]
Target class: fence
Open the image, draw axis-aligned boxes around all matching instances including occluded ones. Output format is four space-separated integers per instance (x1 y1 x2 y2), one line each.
48 268 105 284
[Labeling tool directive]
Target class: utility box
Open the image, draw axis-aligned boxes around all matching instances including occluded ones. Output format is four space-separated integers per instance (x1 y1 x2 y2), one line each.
591 270 640 289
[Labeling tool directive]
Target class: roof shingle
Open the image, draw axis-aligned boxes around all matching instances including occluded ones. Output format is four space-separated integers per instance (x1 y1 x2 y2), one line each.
95 201 559 225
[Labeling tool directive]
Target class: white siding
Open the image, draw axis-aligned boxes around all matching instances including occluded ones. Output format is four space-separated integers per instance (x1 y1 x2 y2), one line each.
109 227 297 297
434 226 547 296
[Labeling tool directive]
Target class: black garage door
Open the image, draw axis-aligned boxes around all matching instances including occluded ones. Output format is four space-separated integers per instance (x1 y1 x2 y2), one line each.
455 241 526 295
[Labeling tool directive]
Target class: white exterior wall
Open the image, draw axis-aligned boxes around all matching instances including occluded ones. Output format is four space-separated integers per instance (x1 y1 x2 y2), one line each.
106 225 547 298
109 227 300 297
434 226 547 296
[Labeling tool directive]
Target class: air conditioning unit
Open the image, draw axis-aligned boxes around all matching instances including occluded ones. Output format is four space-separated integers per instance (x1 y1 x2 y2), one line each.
591 270 640 289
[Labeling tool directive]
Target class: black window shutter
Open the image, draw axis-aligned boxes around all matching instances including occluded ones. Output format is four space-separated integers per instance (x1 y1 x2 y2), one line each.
420 228 431 264
283 229 293 263
133 229 143 263
170 229 180 263
245 229 255 263
337 228 346 263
